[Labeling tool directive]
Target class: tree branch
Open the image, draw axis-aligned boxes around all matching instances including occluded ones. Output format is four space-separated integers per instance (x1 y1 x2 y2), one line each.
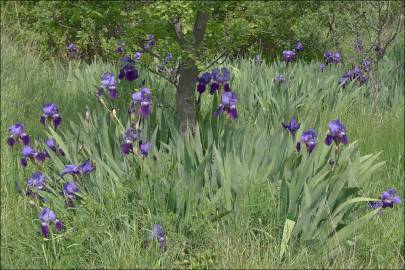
170 16 186 48
193 10 209 47
142 64 178 86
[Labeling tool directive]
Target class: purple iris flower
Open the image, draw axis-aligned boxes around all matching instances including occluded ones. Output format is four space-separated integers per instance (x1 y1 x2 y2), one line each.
40 103 61 129
207 67 231 95
151 224 166 250
120 127 141 155
68 43 77 53
361 59 371 72
357 75 368 86
294 41 304 52
324 119 348 146
339 71 353 88
210 82 220 95
145 34 156 49
130 87 152 118
211 67 230 83
7 123 30 147
61 160 95 176
282 50 296 63
134 51 142 61
62 181 79 206
319 63 326 72
27 171 47 194
324 51 341 65
369 188 401 209
61 164 81 176
45 138 65 156
22 145 35 158
196 72 212 94
140 142 152 157
282 117 300 141
38 207 64 237
34 151 49 162
214 91 238 120
298 128 317 154
99 72 118 99
274 74 285 84
115 41 125 54
80 160 96 175
118 56 139 82
353 67 361 78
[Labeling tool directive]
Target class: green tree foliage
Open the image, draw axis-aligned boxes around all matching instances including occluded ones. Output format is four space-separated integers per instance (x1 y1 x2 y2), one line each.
2 1 401 63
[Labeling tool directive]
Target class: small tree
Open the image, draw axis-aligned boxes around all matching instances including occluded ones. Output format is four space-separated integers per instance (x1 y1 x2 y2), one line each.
123 1 259 134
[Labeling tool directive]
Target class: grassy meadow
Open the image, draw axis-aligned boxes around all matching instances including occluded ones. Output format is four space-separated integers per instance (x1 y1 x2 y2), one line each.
1 34 404 269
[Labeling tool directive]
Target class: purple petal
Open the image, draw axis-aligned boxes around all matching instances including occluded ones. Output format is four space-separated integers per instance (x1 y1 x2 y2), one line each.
53 115 62 128
41 224 50 237
55 220 64 232
341 134 348 145
20 158 28 167
324 134 333 146
229 107 238 120
7 137 15 146
20 133 30 145
197 83 206 94
140 102 151 118
121 142 133 155
40 115 46 125
109 88 118 99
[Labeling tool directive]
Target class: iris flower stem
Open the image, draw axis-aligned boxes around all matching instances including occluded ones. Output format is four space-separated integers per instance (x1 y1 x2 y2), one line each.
98 97 125 133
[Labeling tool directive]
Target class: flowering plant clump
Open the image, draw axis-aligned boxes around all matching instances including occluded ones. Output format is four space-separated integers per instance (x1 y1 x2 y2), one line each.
324 119 348 146
60 160 95 176
68 43 77 53
369 188 401 210
26 171 47 198
150 224 166 250
7 123 30 147
281 40 304 63
118 56 139 82
210 67 231 94
129 87 152 118
323 51 341 65
38 207 64 238
319 63 326 72
294 40 304 52
214 91 238 120
40 103 62 129
97 72 118 99
282 50 296 63
62 181 79 207
274 74 285 84
115 41 125 54
296 128 317 154
196 72 212 94
282 117 300 141
120 127 141 155
339 64 370 88
19 145 49 168
45 138 65 156
197 67 231 95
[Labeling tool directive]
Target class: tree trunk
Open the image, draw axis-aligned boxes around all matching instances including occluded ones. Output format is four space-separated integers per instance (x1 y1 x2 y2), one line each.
176 58 198 134
170 10 209 135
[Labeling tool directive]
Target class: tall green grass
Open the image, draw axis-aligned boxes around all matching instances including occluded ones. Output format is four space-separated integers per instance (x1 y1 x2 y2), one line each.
1 34 403 269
